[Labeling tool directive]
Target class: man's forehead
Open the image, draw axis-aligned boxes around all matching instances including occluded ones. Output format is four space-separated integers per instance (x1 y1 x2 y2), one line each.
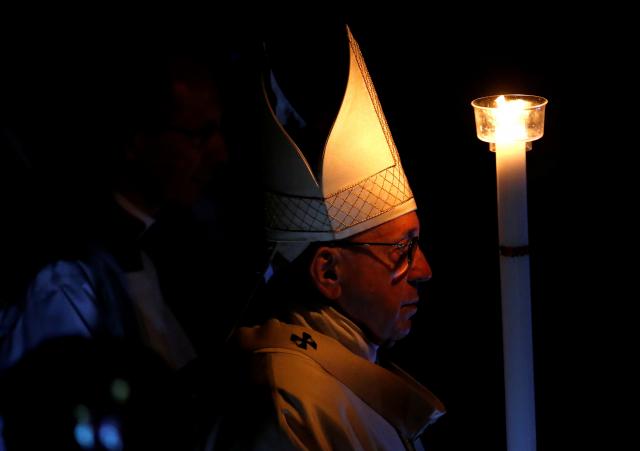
170 81 222 125
357 212 420 240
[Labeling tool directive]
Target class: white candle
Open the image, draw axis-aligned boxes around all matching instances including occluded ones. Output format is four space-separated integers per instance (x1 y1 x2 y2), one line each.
496 140 536 451
472 94 546 451
494 95 536 451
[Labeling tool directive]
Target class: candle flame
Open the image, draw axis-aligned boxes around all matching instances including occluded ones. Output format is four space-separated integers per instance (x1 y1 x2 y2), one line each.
494 95 531 143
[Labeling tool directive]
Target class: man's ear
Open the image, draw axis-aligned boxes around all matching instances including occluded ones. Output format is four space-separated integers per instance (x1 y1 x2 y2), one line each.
309 246 342 300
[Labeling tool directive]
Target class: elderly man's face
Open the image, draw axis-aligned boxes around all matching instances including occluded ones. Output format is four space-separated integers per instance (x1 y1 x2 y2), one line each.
336 211 432 346
137 79 228 209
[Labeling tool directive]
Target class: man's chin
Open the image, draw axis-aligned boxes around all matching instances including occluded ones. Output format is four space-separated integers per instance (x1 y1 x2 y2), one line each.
165 184 201 210
382 327 412 349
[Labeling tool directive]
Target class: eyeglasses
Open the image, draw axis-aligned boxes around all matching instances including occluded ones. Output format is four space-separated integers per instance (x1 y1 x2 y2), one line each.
331 236 420 279
168 122 220 149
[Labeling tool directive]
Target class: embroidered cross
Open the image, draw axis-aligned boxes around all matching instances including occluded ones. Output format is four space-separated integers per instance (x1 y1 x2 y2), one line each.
290 332 317 350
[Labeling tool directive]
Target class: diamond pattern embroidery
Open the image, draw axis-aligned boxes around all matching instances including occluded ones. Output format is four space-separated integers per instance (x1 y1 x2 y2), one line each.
265 192 332 232
266 164 413 234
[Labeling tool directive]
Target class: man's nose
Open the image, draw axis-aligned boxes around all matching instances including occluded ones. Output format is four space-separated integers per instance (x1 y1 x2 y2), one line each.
409 247 432 284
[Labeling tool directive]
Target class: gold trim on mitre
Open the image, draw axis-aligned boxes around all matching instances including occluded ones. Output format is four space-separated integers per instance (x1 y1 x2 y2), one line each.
263 25 416 261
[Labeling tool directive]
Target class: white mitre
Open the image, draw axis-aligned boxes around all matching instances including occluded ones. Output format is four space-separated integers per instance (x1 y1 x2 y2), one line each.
261 26 416 263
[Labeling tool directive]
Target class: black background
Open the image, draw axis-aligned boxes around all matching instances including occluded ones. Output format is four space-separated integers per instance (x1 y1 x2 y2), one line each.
1 8 631 450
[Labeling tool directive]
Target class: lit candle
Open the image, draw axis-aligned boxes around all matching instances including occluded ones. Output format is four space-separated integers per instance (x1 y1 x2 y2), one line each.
472 94 547 451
